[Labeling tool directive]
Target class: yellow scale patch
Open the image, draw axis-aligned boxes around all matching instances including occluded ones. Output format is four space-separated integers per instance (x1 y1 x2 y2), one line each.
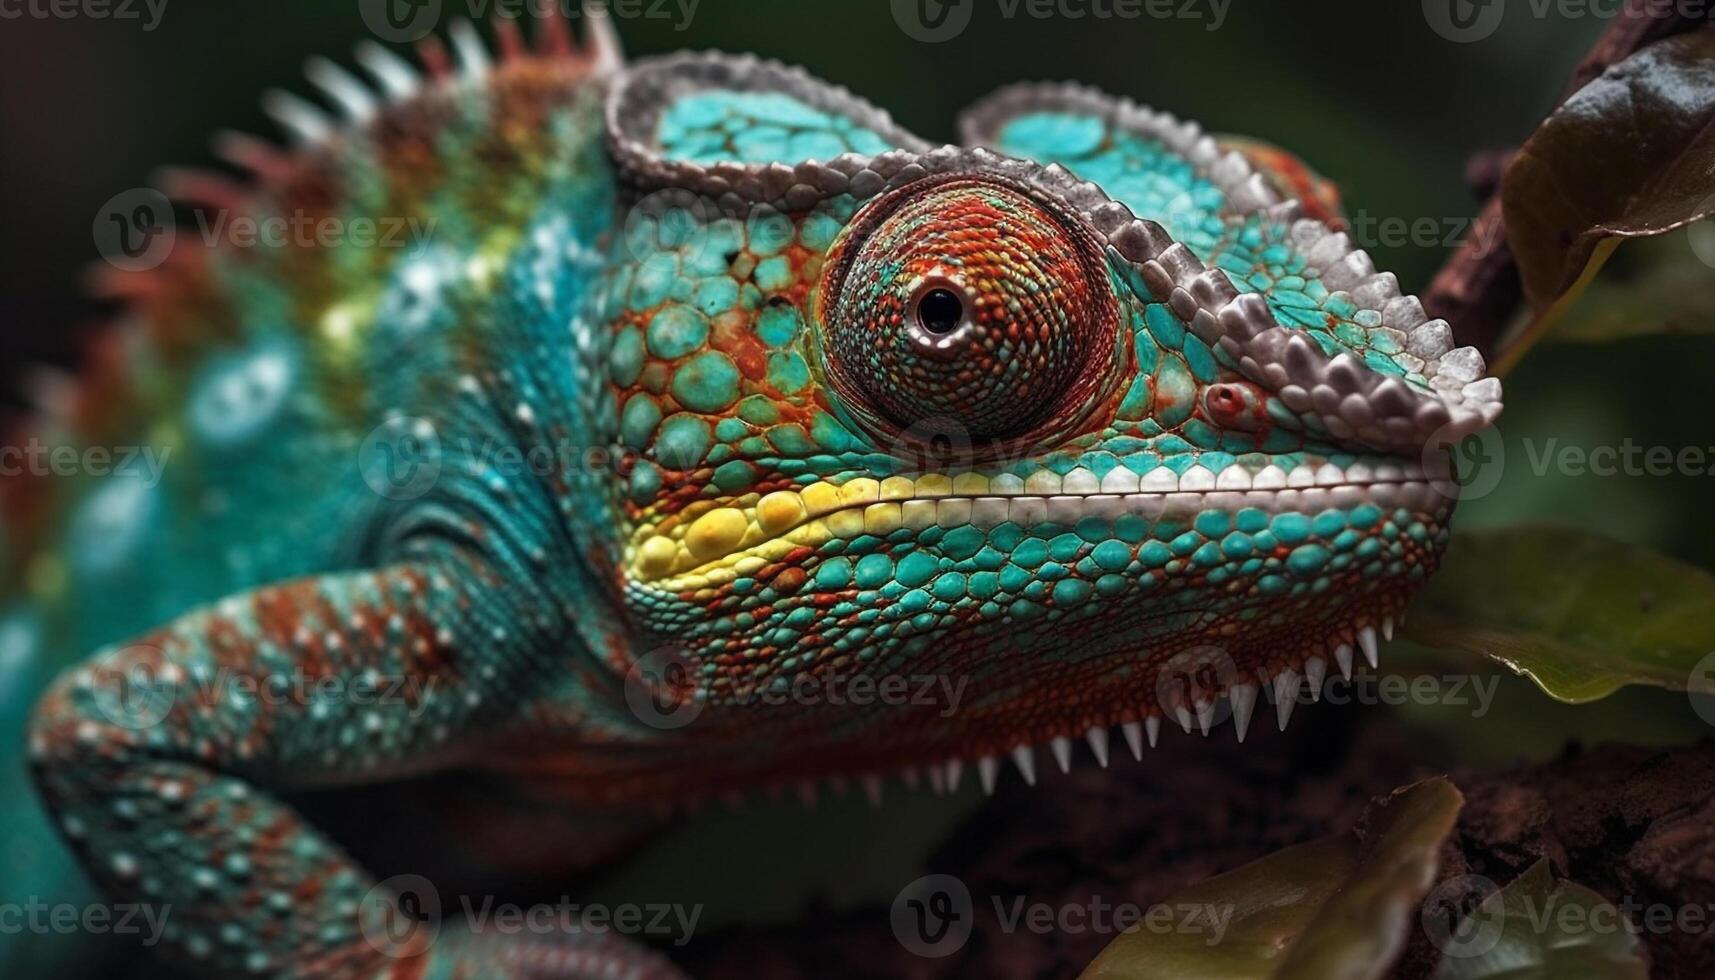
625 472 994 592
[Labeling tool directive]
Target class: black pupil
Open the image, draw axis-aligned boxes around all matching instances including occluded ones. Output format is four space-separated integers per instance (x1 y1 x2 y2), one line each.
917 288 963 335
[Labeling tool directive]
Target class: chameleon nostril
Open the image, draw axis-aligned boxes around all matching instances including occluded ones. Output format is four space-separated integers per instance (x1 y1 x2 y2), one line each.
1205 384 1250 423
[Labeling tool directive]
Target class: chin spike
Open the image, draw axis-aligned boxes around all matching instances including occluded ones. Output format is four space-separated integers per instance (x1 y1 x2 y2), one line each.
1229 683 1258 742
1050 736 1073 774
1358 626 1380 669
978 756 999 795
945 759 964 794
1145 715 1162 748
863 775 884 807
1174 706 1194 734
1272 669 1303 731
1305 657 1328 701
1382 616 1396 642
1334 643 1355 681
1121 721 1144 760
1085 726 1110 768
1011 745 1037 786
1194 699 1215 736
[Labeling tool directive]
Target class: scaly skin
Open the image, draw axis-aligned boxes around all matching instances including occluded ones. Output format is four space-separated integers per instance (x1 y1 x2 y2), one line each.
3 8 1501 978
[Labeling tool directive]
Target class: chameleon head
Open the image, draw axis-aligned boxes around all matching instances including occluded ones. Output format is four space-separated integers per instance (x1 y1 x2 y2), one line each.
595 55 1502 797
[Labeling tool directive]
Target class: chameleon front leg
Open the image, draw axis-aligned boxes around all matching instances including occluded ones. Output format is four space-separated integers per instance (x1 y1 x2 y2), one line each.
28 552 683 979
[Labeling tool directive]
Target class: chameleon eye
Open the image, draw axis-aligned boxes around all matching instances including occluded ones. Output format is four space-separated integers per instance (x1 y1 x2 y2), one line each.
819 176 1121 442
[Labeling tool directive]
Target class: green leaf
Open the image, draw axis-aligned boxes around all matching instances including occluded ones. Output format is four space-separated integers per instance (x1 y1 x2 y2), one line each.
1497 28 1715 373
1403 526 1715 703
1078 778 1462 980
1542 229 1715 344
1433 861 1649 980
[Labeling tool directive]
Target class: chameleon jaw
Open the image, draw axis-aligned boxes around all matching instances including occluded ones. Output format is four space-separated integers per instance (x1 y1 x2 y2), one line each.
624 459 1448 592
560 604 1414 813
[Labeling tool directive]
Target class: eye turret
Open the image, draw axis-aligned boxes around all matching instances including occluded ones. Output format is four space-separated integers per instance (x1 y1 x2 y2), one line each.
818 176 1120 443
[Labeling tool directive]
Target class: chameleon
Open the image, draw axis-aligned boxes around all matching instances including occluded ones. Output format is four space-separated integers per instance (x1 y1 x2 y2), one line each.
0 5 1503 977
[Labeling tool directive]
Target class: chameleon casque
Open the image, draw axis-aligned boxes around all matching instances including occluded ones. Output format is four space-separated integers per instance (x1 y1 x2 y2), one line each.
0 5 1505 977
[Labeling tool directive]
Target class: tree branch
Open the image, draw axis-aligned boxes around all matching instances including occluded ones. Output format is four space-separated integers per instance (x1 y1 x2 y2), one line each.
1423 1 1708 359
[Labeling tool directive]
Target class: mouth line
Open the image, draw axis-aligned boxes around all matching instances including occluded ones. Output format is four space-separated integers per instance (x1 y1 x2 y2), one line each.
629 467 1446 591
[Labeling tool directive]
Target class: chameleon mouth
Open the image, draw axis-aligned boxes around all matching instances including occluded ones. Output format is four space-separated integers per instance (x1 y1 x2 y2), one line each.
624 458 1447 592
581 606 1408 813
785 609 1405 809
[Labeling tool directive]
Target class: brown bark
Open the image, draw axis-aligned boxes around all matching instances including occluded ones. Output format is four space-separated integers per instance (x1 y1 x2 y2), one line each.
683 710 1715 979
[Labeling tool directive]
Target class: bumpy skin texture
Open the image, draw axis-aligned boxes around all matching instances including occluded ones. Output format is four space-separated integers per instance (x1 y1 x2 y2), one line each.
2 10 1500 979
